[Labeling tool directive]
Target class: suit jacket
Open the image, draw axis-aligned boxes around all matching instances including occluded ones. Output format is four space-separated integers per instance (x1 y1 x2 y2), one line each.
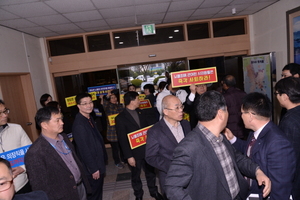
145 119 191 189
165 126 258 200
72 113 107 175
116 108 149 160
25 134 91 200
13 190 49 200
233 121 296 200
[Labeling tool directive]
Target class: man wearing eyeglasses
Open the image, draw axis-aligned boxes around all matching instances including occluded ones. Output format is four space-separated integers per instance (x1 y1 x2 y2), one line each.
0 100 32 194
0 158 48 200
146 95 191 198
225 92 295 199
72 93 107 200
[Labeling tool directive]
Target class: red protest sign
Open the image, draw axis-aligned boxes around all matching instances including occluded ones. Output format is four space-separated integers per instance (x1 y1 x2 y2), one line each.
127 125 153 149
171 67 218 88
139 99 152 109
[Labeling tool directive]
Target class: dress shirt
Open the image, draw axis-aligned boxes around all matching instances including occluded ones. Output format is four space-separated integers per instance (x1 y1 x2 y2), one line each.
164 118 184 143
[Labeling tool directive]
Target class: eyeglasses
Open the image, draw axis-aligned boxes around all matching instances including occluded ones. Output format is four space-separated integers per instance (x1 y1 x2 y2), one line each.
0 179 13 192
165 105 184 112
0 108 9 116
79 102 93 106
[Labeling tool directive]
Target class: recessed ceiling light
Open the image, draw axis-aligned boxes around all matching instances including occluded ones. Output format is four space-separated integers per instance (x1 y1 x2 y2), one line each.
115 36 120 39
169 36 173 39
174 30 179 32
119 42 123 44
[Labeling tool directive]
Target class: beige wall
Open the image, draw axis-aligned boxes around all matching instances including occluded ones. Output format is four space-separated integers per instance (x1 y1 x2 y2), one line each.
0 26 52 108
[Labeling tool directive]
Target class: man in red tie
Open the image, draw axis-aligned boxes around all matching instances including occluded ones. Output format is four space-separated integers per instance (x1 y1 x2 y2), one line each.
225 92 296 200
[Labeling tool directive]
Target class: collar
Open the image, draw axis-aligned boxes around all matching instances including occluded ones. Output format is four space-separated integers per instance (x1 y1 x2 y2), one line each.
163 118 181 128
0 124 8 133
42 133 63 146
253 121 269 139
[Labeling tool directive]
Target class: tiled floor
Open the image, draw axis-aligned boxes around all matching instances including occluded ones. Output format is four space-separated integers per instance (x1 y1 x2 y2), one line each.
103 147 159 200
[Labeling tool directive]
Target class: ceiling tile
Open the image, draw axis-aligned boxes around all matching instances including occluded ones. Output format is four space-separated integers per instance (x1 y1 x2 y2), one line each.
192 7 224 17
164 10 194 22
75 20 107 29
199 0 232 8
1 2 57 18
168 0 204 12
106 16 136 26
45 23 81 32
244 2 276 11
63 10 102 22
134 0 171 5
0 8 19 20
135 3 169 15
0 0 39 6
0 18 37 28
220 4 252 14
136 13 165 24
27 14 70 26
100 6 135 19
92 0 134 9
45 0 96 13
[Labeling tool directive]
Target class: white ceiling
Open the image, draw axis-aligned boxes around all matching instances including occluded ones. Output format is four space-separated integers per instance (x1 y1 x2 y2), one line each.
0 0 279 38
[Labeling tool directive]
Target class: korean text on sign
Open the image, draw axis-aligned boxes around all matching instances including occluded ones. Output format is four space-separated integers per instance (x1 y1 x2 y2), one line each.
0 145 31 168
127 125 153 149
171 67 218 88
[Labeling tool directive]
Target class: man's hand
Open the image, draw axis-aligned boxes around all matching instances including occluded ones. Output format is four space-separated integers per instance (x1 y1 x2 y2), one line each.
189 84 196 94
92 170 100 180
12 167 25 178
256 168 271 198
223 128 235 140
128 157 136 167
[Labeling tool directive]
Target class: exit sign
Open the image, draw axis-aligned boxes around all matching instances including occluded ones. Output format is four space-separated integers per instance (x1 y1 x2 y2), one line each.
142 24 156 36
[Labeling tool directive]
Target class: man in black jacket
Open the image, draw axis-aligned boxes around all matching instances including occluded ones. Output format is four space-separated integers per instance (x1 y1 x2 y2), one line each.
116 91 162 200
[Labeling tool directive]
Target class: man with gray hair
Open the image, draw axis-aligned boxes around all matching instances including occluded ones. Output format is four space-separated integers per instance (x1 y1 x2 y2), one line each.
146 95 191 197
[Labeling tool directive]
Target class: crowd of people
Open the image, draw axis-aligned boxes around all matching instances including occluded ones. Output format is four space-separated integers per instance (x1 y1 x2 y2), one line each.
0 63 299 200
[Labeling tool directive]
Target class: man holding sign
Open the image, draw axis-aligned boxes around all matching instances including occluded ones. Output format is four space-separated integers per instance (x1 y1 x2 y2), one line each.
0 100 32 194
116 91 163 200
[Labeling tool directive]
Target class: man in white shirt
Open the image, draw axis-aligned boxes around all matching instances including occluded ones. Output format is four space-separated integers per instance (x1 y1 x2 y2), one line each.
0 100 32 194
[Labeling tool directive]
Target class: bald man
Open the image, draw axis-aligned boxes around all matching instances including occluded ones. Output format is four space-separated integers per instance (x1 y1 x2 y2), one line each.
221 75 247 139
145 95 191 196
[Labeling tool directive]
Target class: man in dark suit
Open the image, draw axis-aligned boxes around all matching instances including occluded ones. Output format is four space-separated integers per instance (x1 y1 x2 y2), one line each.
225 92 296 200
25 107 91 200
165 91 271 200
116 91 163 200
146 95 191 196
275 77 300 200
72 93 108 200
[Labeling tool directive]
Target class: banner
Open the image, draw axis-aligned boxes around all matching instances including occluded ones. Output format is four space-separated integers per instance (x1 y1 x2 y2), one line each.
171 67 218 88
139 99 152 109
108 113 118 126
65 92 97 107
88 84 117 96
0 145 31 168
127 125 153 149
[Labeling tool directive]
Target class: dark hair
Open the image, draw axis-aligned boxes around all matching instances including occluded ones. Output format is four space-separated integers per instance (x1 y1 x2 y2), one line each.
35 107 60 129
40 93 52 107
0 158 12 174
275 77 300 104
0 99 5 105
124 91 139 106
75 93 91 105
128 84 136 91
222 75 236 87
46 101 60 108
242 92 271 118
143 84 155 94
158 81 167 90
282 63 300 76
195 90 227 121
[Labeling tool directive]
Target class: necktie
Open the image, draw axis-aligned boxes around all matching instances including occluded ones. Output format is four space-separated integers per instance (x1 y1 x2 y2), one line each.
247 136 256 157
88 118 94 128
246 136 257 187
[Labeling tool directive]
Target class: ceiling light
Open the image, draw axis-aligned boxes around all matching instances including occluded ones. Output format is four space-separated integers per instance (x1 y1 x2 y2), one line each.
115 36 120 39
174 30 179 32
169 36 173 39
119 42 123 44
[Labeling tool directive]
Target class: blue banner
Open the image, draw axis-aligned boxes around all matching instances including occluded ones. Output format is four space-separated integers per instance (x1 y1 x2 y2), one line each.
88 84 117 96
0 145 31 168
